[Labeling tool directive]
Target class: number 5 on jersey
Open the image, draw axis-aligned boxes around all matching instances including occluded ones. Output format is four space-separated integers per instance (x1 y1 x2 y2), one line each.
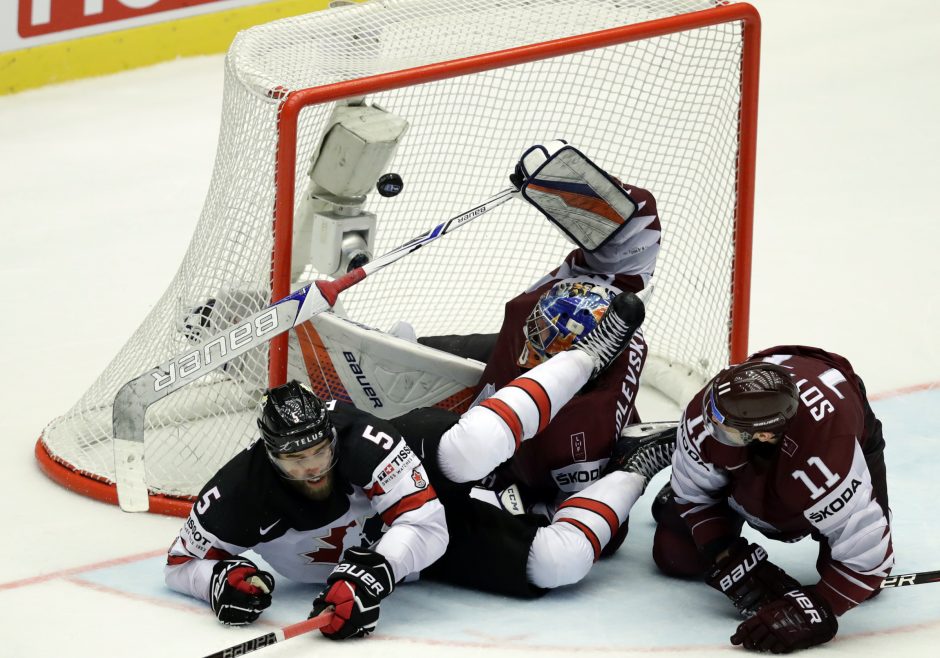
362 425 395 450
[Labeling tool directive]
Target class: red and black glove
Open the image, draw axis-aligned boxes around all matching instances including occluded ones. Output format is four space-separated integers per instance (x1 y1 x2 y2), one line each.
706 538 801 618
310 547 395 640
731 586 838 653
209 559 275 625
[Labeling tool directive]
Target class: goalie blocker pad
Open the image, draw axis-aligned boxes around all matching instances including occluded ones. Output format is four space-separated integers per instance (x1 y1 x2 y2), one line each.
518 143 638 251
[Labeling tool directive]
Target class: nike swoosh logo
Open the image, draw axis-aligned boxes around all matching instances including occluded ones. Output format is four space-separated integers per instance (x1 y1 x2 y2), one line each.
259 520 280 536
418 438 426 460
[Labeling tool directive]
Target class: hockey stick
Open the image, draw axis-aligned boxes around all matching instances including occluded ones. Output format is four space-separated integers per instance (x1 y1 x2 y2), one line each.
112 187 517 511
879 570 940 589
201 610 334 658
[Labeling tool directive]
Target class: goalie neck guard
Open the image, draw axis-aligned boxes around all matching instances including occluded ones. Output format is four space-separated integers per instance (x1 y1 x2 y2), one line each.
519 280 614 368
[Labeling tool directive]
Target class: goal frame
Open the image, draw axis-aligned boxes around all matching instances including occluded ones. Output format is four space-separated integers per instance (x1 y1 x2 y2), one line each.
36 2 761 517
270 2 760 387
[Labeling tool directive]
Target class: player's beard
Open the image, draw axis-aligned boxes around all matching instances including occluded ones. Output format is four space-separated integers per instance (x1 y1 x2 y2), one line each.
292 470 335 501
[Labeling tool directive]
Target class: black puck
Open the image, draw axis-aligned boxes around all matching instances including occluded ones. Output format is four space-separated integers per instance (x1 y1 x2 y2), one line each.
376 172 404 197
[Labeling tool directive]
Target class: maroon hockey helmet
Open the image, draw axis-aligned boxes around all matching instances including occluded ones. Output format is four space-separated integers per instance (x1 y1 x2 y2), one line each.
703 362 799 447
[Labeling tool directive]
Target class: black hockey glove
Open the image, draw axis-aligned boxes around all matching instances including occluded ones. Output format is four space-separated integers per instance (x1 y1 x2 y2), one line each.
209 559 275 625
310 547 395 640
731 586 838 653
705 538 801 618
509 162 526 190
508 140 569 190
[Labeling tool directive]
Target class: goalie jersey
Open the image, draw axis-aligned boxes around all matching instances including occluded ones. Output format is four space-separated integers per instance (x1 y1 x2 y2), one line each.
164 401 447 603
482 183 660 504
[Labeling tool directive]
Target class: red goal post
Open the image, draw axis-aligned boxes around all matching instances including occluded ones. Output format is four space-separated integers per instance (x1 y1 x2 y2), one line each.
270 1 760 388
37 0 760 515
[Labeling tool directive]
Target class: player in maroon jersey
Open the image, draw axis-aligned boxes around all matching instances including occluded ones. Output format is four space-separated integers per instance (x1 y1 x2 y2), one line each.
407 141 674 593
395 289 676 596
420 140 661 505
652 345 893 653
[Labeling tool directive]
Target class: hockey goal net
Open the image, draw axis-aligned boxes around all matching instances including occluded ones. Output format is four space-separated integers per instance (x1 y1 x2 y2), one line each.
36 0 760 515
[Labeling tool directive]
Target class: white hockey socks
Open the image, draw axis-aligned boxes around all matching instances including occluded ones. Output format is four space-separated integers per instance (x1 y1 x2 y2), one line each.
526 470 645 589
438 350 593 482
479 349 593 444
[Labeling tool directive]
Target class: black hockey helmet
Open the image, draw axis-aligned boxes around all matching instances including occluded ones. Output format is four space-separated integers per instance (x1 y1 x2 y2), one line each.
703 362 799 447
258 380 335 455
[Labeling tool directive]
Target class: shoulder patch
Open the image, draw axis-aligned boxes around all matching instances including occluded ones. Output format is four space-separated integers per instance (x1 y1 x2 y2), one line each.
372 441 421 491
411 468 428 490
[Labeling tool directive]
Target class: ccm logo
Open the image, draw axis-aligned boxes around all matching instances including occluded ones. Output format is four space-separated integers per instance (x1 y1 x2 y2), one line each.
152 308 279 392
19 1 223 38
808 479 862 523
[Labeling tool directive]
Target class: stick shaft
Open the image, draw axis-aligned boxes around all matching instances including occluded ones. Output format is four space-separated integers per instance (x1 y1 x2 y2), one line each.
315 187 516 307
201 612 333 658
112 188 515 511
880 570 940 588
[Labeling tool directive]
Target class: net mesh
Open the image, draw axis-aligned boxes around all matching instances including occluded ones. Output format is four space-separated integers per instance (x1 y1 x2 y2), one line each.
40 0 751 499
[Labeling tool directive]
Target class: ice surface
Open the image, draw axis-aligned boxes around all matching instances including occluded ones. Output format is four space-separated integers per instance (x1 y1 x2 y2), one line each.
1 1 938 656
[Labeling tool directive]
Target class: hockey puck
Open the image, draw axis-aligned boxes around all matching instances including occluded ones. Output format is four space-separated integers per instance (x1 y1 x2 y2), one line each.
376 173 403 197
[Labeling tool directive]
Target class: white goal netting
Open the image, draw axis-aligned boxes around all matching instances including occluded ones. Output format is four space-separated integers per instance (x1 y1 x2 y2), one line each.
39 0 758 507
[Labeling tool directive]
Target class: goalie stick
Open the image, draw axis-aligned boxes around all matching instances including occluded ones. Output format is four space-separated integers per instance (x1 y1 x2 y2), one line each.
879 570 940 589
201 610 334 658
112 187 517 511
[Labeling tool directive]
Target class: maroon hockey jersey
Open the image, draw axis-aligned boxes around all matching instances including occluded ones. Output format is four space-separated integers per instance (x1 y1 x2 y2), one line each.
671 345 894 615
481 184 660 503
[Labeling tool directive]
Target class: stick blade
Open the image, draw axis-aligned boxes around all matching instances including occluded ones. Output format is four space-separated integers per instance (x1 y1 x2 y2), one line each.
113 377 154 512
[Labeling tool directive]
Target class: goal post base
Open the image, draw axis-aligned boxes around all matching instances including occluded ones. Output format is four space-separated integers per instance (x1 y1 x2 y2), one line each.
34 438 195 518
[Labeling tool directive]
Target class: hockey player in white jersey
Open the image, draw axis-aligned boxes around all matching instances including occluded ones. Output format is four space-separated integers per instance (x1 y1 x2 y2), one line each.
165 380 448 639
165 292 672 636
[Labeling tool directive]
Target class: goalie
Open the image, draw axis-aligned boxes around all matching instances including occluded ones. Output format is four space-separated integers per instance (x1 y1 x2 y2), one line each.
412 140 669 577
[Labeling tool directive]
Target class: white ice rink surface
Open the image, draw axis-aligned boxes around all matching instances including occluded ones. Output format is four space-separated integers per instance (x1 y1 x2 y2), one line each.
1 1 939 656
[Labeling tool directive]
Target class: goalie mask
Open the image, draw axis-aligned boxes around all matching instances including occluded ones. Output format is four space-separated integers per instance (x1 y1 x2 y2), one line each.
258 380 337 481
519 281 614 368
703 362 799 447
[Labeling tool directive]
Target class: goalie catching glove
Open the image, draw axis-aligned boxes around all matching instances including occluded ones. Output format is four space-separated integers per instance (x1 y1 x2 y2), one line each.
209 558 275 625
705 538 801 618
310 546 395 640
731 586 838 654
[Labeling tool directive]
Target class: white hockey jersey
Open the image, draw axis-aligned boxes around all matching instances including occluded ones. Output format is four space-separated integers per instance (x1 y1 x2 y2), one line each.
165 401 447 603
